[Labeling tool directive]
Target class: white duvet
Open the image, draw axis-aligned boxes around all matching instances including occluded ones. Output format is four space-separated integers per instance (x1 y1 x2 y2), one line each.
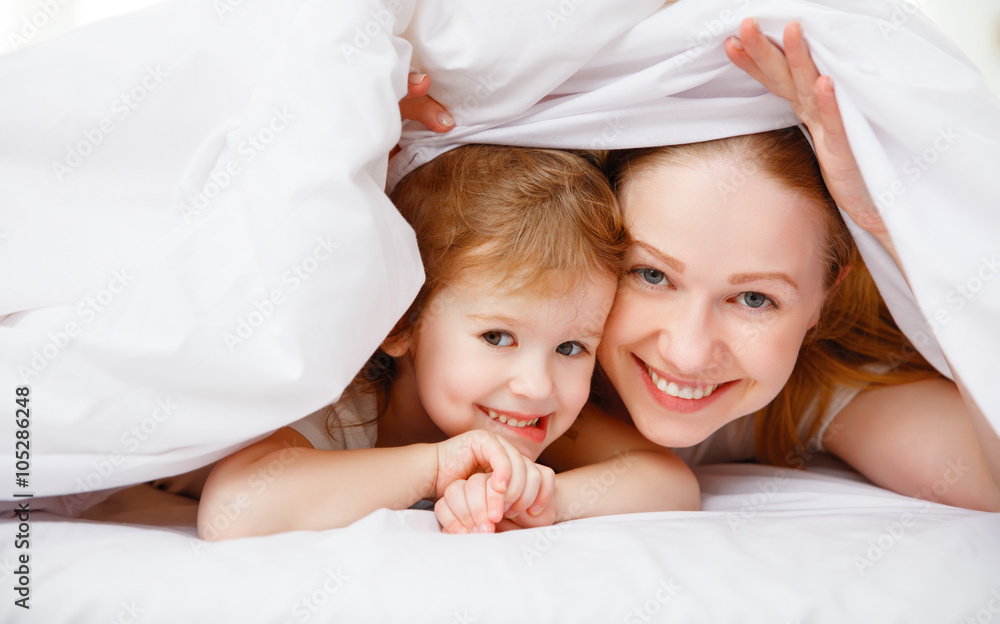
3 460 999 623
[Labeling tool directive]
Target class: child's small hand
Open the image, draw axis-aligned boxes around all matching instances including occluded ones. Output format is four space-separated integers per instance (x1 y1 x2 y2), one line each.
433 430 531 525
435 454 557 534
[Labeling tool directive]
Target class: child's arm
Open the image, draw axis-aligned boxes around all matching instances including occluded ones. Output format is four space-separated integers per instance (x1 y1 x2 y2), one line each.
434 404 700 533
198 426 534 540
538 403 701 522
824 378 1000 512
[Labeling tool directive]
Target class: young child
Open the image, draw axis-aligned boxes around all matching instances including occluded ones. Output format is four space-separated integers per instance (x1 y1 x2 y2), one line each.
198 144 700 540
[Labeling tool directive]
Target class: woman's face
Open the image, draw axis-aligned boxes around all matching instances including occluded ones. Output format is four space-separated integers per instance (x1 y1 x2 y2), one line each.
598 159 830 448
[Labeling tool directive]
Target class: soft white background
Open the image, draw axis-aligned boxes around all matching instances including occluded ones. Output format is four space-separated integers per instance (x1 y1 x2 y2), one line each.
3 0 999 96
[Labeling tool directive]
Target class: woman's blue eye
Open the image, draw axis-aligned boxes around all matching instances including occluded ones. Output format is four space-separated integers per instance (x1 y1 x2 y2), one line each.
637 268 668 286
737 291 773 310
482 331 515 347
555 341 585 356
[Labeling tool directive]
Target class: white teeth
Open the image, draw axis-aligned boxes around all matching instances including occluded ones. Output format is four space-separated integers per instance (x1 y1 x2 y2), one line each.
483 408 539 428
644 364 719 400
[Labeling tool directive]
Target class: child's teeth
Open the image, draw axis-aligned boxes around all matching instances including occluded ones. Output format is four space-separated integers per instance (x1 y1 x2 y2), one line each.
484 408 540 428
644 364 719 400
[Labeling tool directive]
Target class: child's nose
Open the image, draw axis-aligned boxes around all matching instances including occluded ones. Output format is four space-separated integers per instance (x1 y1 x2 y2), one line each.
508 354 553 400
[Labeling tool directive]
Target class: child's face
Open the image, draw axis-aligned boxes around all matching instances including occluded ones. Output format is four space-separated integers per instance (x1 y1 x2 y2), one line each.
407 271 617 460
598 160 830 448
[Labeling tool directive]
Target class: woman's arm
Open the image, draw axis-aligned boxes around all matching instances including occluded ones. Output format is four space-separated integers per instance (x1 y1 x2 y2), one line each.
198 426 530 540
824 378 1000 512
493 404 700 530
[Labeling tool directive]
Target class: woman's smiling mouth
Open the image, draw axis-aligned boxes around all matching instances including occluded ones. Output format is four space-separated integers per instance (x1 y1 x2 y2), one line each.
631 354 736 413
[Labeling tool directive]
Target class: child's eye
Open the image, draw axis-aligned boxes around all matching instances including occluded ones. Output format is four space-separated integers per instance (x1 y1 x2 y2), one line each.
555 341 587 357
482 331 515 347
735 291 776 311
632 267 669 287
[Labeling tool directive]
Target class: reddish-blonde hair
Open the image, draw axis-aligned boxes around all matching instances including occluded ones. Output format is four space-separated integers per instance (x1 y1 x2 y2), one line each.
345 144 630 420
602 128 938 467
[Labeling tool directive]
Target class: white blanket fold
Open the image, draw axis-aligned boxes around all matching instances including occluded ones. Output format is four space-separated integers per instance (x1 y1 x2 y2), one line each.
1 0 998 504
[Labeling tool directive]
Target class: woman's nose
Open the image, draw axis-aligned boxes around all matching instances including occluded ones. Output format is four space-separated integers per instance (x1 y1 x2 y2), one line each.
656 306 724 379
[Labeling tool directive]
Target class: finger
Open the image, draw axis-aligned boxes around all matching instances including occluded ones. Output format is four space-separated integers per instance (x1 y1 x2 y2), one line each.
815 76 849 150
495 436 527 514
725 36 771 92
495 517 525 533
399 94 455 133
783 23 821 100
527 465 556 518
505 457 543 518
438 480 475 534
473 431 512 495
737 17 795 101
404 73 430 99
465 474 496 533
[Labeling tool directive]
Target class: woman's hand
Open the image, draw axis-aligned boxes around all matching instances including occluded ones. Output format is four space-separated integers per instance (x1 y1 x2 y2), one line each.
389 73 455 158
725 20 895 256
434 456 556 534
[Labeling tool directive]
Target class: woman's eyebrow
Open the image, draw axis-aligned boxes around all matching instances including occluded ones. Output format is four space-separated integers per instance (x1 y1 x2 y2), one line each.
729 272 799 291
634 241 685 273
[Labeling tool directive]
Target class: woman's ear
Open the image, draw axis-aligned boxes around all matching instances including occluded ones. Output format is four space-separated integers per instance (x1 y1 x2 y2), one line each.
832 264 853 290
381 330 411 357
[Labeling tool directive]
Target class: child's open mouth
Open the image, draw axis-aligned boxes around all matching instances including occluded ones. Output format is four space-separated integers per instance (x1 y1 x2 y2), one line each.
476 405 550 443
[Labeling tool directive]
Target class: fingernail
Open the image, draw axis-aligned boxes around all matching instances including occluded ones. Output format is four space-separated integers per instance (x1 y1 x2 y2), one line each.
457 526 469 534
752 17 761 33
408 73 427 85
528 505 543 516
478 523 492 533
506 511 520 520
437 111 455 127
729 36 744 51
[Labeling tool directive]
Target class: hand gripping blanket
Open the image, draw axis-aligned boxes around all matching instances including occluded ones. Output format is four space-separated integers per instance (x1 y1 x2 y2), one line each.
1 0 998 508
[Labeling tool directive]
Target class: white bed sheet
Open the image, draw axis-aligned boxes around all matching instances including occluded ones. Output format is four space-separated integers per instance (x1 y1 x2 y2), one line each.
4 462 999 623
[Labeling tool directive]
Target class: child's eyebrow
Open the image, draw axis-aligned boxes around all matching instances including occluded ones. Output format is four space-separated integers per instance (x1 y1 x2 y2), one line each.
468 313 525 327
